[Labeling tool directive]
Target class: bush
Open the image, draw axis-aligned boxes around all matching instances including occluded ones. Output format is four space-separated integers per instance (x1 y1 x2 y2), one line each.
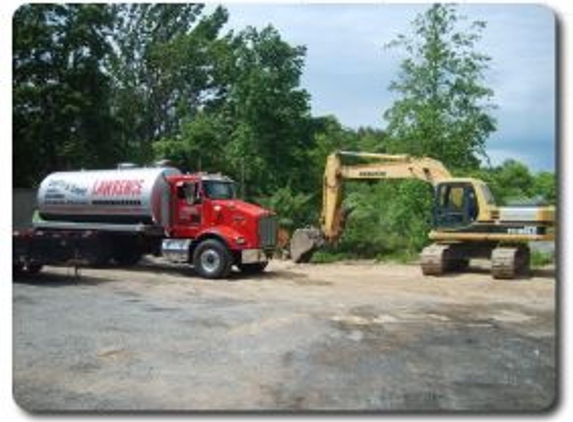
335 180 434 259
256 187 316 230
531 250 554 268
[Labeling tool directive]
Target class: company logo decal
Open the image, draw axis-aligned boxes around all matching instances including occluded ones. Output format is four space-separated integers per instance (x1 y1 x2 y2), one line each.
358 171 387 177
92 179 144 197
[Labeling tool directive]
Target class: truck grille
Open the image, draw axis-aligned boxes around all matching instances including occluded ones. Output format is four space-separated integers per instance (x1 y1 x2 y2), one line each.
258 215 278 250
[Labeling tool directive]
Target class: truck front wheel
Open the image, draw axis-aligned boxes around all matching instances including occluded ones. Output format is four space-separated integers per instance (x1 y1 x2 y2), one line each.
192 239 232 279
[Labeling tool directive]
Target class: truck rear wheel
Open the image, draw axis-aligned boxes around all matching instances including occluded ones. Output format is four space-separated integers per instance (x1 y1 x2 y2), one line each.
86 251 112 267
113 250 142 266
13 263 24 276
112 236 142 266
85 236 113 267
192 239 232 279
25 263 44 274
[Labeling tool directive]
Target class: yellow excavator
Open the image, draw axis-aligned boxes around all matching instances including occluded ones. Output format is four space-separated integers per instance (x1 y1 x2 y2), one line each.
290 151 555 279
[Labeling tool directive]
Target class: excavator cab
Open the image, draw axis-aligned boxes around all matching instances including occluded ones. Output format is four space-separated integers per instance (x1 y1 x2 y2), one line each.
433 182 479 230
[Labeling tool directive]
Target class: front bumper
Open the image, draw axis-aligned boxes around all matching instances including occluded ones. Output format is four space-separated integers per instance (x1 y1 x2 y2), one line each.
241 248 269 264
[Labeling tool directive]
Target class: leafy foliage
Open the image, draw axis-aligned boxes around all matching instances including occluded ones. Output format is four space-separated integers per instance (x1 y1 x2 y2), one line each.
222 26 313 196
151 24 315 200
255 187 315 229
14 4 117 185
531 250 554 267
332 181 434 259
469 160 556 205
108 4 229 162
532 171 557 204
384 4 496 170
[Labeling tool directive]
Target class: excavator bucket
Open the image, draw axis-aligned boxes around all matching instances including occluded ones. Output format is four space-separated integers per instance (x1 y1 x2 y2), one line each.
289 227 324 263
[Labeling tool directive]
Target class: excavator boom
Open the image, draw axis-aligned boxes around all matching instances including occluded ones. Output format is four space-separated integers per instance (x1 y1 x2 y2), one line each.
321 151 452 241
291 151 453 262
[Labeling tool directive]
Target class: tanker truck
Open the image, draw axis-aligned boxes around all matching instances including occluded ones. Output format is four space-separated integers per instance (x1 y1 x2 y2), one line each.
13 163 278 279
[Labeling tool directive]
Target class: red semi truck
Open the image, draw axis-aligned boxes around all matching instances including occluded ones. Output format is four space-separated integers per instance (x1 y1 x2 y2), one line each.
13 163 278 279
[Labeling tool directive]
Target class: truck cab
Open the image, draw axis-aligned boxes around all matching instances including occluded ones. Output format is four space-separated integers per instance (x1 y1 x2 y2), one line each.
163 173 278 278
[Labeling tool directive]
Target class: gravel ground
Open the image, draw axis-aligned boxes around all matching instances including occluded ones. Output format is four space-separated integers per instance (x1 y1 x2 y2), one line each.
13 258 556 412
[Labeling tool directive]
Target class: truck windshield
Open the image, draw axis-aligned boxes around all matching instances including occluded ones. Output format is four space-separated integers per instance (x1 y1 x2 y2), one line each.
203 180 236 200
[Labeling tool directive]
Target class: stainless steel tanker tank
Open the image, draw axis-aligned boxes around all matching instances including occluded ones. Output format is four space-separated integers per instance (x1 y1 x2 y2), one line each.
37 166 181 226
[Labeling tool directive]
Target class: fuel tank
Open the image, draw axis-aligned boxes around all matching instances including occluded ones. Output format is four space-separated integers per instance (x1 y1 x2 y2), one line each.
37 166 181 226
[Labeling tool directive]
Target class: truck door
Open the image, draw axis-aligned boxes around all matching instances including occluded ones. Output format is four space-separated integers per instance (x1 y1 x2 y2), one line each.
434 183 478 230
173 181 202 236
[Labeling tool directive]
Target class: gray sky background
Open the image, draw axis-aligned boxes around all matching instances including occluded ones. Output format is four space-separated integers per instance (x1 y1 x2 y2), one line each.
221 3 555 172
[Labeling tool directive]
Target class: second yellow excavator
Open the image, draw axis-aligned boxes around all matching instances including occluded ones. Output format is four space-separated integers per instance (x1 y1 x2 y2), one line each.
290 151 555 279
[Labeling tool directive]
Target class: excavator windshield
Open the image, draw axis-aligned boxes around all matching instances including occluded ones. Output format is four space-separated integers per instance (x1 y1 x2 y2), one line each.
479 182 497 205
434 182 479 229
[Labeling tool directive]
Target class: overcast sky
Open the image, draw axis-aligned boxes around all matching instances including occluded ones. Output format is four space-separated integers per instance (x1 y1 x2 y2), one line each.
221 3 556 172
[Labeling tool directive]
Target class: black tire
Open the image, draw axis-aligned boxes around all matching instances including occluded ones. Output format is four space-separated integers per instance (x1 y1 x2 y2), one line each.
13 263 24 276
238 262 268 274
85 236 113 267
192 239 232 279
25 263 44 274
86 252 112 267
113 250 142 266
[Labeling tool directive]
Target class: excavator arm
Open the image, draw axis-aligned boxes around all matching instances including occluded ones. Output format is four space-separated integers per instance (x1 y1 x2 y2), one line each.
290 151 452 262
321 151 452 241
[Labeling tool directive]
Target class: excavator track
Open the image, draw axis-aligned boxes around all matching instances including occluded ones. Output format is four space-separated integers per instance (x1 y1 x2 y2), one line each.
420 244 451 275
421 243 472 276
491 245 530 279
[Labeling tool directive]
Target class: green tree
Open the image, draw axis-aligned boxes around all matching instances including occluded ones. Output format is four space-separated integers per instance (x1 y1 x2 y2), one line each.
13 4 117 186
355 127 389 152
532 171 556 204
109 4 229 162
307 116 360 188
153 24 315 220
492 159 534 203
468 160 555 205
152 113 224 171
384 4 496 170
256 187 314 230
223 26 313 196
